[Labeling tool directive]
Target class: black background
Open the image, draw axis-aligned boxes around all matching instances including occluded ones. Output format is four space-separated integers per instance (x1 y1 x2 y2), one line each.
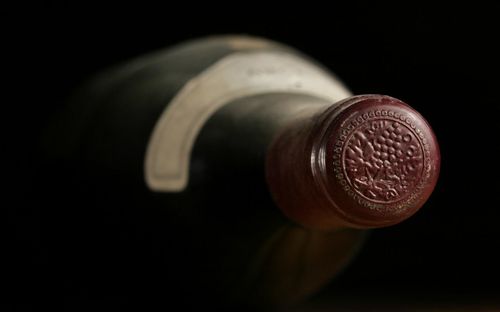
5 2 500 310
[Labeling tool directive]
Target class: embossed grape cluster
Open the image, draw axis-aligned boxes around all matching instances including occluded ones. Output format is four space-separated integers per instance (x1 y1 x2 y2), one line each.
345 118 423 202
369 121 419 172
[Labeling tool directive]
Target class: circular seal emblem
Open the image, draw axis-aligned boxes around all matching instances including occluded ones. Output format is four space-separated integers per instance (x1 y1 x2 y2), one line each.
342 114 426 203
267 94 440 230
327 95 438 225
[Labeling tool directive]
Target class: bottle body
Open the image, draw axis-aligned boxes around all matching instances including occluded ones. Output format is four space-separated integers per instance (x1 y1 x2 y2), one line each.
42 36 439 309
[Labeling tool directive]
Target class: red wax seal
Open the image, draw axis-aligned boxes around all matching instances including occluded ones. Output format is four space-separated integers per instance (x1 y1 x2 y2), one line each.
266 95 440 230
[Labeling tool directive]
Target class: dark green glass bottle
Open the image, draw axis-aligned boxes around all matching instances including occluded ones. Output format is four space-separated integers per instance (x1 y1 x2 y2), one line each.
42 36 440 310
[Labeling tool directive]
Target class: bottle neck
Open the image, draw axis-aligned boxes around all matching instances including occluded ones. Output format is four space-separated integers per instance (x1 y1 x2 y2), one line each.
196 92 330 162
268 95 440 230
196 93 440 231
192 92 337 228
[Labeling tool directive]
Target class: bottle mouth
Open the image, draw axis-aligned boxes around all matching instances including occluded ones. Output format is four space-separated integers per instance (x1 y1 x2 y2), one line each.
312 95 441 228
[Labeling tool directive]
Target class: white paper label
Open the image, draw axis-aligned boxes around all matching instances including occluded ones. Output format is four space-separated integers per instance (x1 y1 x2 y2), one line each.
145 50 352 192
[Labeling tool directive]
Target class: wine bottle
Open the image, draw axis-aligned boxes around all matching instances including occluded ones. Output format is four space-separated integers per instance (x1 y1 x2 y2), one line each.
43 35 440 309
